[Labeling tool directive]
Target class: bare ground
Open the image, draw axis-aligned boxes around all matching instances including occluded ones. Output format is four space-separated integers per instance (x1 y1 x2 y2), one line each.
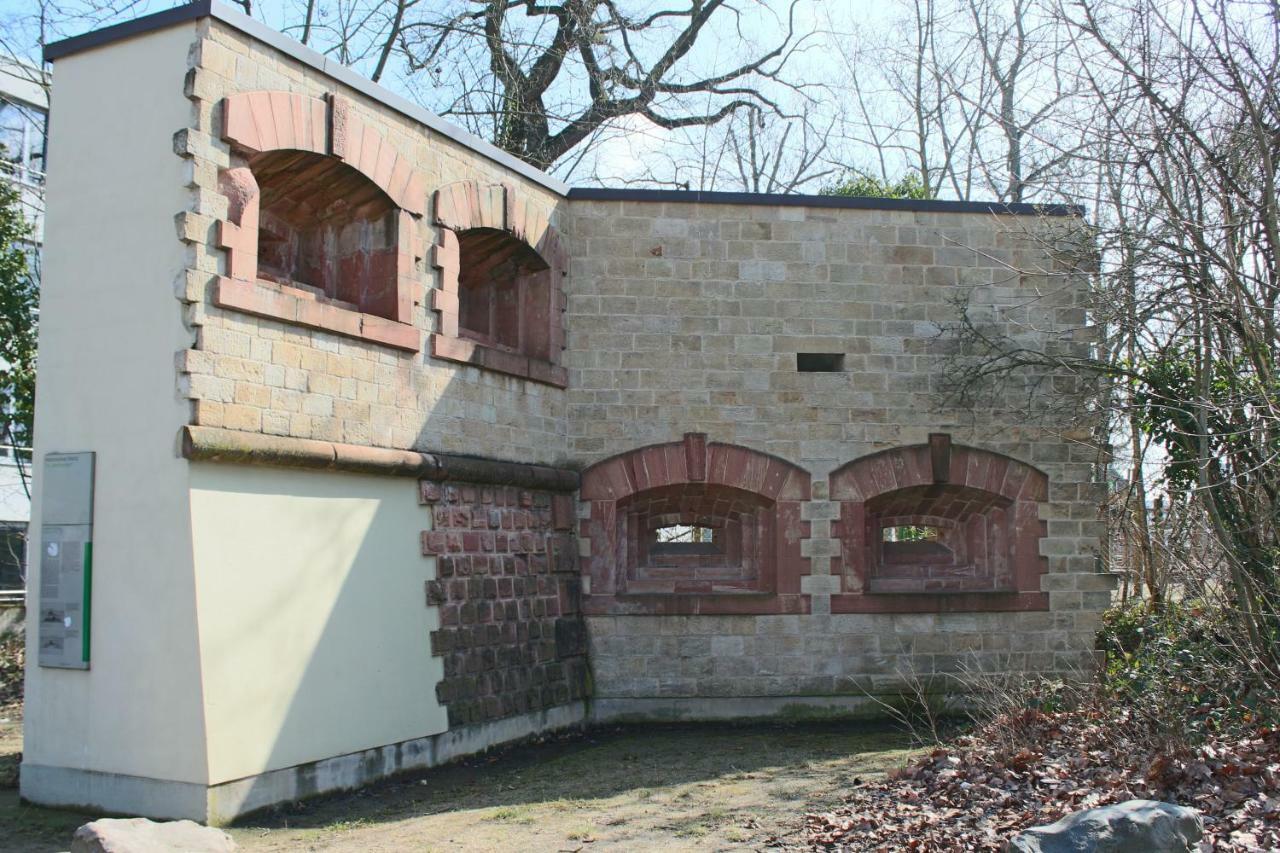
0 719 920 853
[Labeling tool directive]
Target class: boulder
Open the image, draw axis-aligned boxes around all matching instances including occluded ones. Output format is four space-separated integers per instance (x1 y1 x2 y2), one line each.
71 818 237 853
1006 800 1202 853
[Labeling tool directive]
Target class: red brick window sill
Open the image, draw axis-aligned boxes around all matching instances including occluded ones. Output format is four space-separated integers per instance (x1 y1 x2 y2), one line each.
430 333 567 388
214 278 419 352
831 591 1050 613
617 588 772 597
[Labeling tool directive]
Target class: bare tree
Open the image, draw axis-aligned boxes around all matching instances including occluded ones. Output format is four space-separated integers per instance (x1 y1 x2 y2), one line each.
943 0 1280 666
0 0 147 70
824 0 1086 204
341 0 815 171
613 106 838 193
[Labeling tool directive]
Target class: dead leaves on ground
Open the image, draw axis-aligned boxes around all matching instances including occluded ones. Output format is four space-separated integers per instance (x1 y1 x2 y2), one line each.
806 709 1280 851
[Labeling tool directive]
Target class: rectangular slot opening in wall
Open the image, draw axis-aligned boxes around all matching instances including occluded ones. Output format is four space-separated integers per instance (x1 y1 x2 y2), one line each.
797 353 845 372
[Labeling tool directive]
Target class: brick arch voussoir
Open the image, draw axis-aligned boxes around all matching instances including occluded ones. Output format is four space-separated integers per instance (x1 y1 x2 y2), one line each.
581 438 810 503
433 180 565 270
831 443 1047 503
221 90 424 216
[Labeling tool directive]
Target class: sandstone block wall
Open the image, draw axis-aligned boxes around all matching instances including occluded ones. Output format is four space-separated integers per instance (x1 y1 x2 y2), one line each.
168 6 1104 724
176 20 570 466
563 199 1105 705
563 199 1088 468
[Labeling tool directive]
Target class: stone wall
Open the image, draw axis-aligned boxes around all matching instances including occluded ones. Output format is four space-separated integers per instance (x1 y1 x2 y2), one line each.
176 20 571 467
585 606 1113 719
563 198 1106 707
175 20 1106 716
563 198 1088 467
421 480 587 727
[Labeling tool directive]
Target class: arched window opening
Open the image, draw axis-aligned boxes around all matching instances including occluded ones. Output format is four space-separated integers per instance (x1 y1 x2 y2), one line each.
881 525 941 542
429 180 568 387
654 524 718 547
830 436 1049 605
251 150 400 318
455 227 552 359
215 91 423 351
620 484 770 591
865 484 1013 593
578 434 811 611
880 524 953 565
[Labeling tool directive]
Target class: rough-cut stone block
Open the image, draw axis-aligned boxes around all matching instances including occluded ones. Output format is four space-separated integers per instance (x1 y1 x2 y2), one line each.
1005 800 1202 853
71 819 237 853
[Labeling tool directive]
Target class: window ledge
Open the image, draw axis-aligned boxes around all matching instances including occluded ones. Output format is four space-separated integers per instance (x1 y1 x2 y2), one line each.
617 588 771 597
832 591 1049 613
867 578 1009 594
214 278 420 352
430 333 567 388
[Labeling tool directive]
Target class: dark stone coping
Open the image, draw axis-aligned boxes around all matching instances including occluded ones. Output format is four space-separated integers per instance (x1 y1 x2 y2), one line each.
566 188 1083 217
181 425 579 491
44 2 1084 219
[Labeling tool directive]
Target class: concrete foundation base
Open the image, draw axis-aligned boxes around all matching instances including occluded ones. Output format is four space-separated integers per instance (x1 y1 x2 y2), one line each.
588 694 962 723
21 701 588 825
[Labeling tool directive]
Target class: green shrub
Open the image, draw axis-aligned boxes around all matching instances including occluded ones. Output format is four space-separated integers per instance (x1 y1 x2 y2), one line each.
1097 600 1280 743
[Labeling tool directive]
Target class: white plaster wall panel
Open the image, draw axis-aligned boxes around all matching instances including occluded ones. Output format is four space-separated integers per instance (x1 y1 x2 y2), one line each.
22 23 210 784
188 463 445 784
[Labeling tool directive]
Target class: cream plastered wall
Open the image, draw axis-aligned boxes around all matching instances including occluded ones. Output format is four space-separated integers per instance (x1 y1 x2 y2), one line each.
22 24 211 784
188 463 444 784
178 20 571 467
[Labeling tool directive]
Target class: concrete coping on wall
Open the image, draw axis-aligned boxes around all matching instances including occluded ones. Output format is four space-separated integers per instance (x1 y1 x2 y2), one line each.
181 425 579 491
40 1 1084 219
43 0 570 196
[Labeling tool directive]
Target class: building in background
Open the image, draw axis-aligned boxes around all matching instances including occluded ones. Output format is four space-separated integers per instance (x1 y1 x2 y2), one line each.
0 59 47 604
0 58 47 239
0 446 30 602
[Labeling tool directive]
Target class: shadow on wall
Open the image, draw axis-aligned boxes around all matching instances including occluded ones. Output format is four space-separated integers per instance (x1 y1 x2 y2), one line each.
196 142 582 811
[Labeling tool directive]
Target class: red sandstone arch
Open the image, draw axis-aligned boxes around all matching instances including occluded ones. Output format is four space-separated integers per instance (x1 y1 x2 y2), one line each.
579 434 811 615
429 180 568 387
221 91 424 214
829 434 1050 612
213 91 424 350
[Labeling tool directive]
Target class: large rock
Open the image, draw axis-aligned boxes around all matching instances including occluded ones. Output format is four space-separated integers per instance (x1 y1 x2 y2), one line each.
71 818 237 853
1006 800 1203 853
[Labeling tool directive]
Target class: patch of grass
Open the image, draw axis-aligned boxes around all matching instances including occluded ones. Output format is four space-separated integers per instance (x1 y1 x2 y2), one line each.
565 824 594 840
484 805 535 824
0 789 95 848
768 786 810 800
324 817 371 832
665 815 714 839
547 797 591 812
0 747 19 788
